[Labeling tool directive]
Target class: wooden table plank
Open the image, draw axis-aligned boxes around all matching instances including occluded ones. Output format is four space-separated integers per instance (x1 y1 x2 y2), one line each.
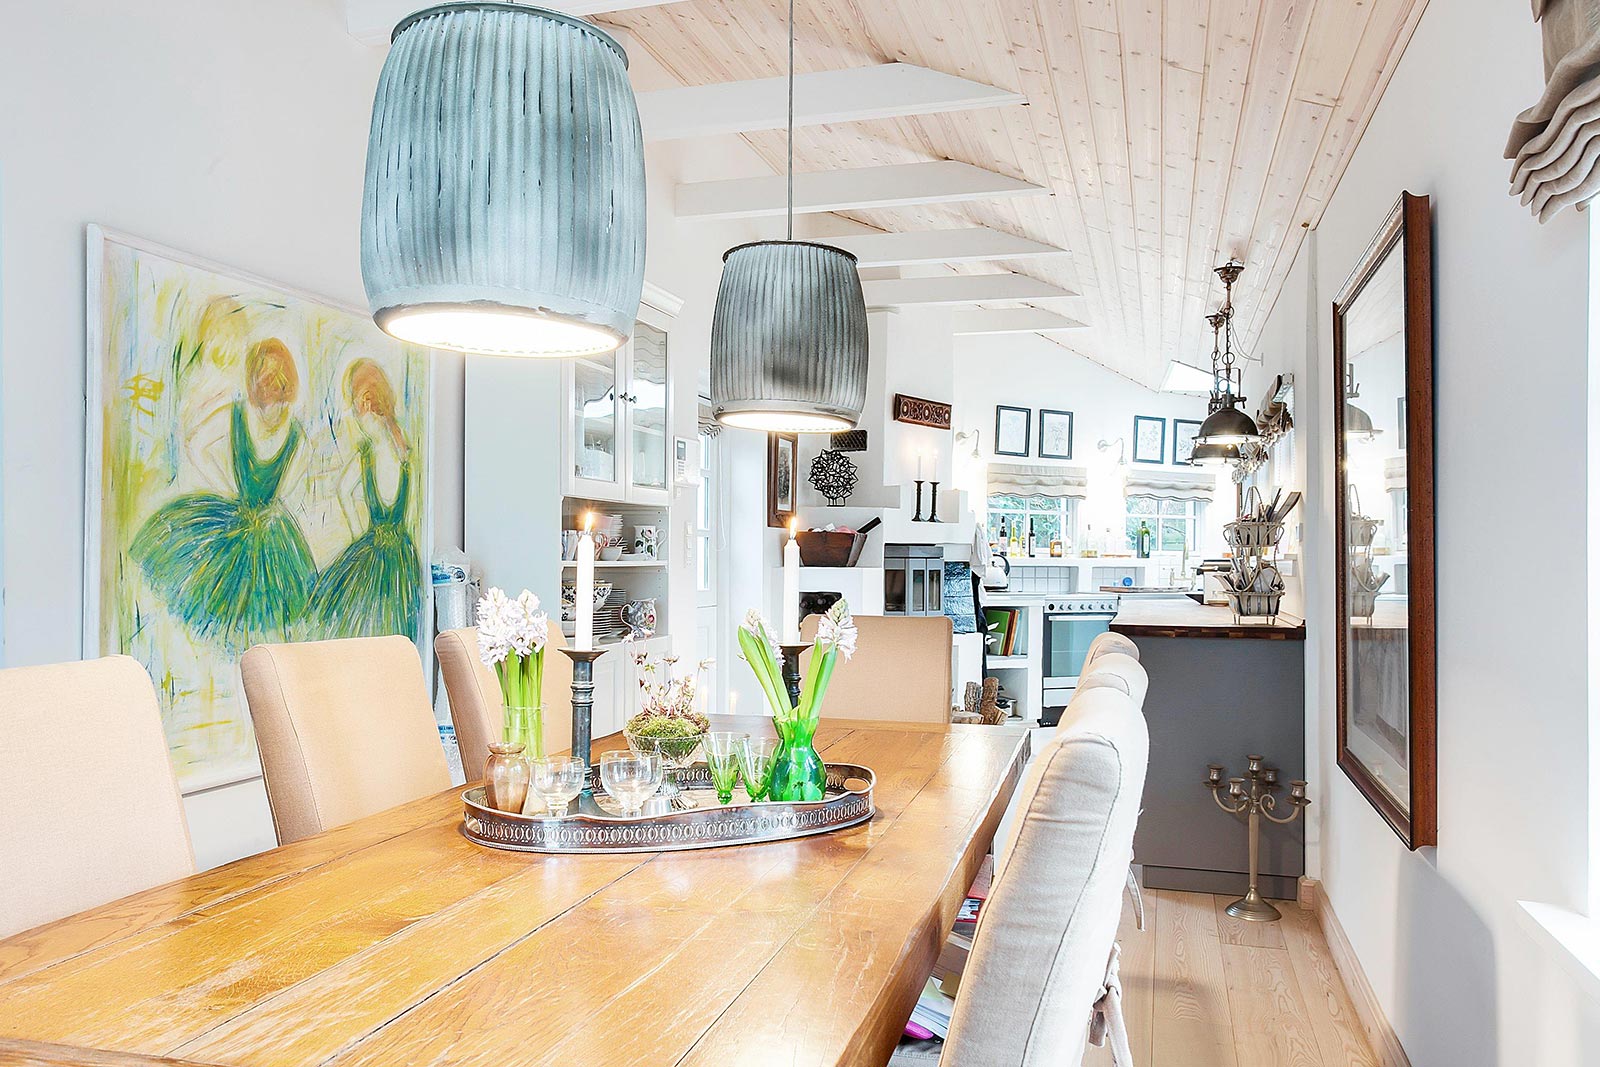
181 728 899 1067
0 789 457 986
0 820 533 1053
319 729 987 1067
0 1039 226 1067
173 852 650 1065
0 723 1027 1067
675 730 1026 1067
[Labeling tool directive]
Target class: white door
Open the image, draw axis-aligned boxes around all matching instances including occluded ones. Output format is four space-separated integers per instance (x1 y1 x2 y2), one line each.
694 423 729 713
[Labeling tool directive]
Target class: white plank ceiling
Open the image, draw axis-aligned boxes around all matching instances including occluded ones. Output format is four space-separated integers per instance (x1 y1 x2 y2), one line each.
638 63 1024 141
604 0 1429 387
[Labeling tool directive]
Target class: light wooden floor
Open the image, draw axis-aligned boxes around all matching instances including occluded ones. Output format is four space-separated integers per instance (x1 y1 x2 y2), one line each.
1084 890 1379 1067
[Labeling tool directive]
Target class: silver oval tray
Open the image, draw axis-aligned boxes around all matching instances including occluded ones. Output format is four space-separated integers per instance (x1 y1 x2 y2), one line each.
462 761 876 854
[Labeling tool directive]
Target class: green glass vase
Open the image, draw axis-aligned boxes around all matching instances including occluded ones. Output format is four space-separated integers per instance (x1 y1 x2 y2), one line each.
503 704 545 761
768 715 826 802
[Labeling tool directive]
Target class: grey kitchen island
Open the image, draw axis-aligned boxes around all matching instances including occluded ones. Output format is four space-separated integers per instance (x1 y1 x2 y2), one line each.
1111 597 1307 900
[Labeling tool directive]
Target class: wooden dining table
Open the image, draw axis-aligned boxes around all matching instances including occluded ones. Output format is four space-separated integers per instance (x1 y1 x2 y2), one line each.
0 718 1029 1067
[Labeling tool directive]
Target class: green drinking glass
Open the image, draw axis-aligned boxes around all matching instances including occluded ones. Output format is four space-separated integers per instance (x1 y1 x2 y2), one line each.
703 731 748 805
736 735 780 803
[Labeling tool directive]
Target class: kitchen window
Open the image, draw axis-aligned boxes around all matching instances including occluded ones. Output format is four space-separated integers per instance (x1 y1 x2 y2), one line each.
987 493 1077 549
1125 496 1205 553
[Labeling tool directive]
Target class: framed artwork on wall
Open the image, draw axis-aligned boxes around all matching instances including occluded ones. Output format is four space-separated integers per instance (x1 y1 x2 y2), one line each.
767 431 798 528
1172 419 1203 465
1132 416 1166 464
84 226 433 792
1332 191 1436 850
1038 409 1074 459
994 405 1030 457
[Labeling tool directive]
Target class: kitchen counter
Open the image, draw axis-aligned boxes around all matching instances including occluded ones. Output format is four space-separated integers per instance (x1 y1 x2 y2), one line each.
1110 597 1305 641
1115 595 1307 899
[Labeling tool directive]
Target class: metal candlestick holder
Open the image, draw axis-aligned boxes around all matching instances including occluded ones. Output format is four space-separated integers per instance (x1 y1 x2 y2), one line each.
1204 755 1311 922
911 480 925 522
779 642 813 710
927 480 942 522
561 647 608 790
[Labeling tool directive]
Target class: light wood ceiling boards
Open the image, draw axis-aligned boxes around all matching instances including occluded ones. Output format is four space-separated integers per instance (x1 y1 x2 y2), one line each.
604 0 1427 387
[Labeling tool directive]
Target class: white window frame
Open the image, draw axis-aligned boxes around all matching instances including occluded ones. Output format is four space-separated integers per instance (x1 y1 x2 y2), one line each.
1125 495 1206 554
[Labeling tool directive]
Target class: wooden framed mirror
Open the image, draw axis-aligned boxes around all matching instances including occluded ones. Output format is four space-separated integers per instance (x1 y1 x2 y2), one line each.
1332 191 1436 849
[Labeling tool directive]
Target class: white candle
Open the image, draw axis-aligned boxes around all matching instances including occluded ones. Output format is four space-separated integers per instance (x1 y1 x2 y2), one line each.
916 449 924 479
782 518 801 643
576 513 595 651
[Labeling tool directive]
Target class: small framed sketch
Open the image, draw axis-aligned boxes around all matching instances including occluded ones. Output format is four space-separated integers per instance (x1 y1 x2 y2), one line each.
994 405 1031 457
1132 416 1166 464
1172 419 1203 465
1038 409 1074 459
767 432 798 528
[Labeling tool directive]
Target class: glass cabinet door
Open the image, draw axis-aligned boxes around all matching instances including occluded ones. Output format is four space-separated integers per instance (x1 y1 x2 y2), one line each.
572 351 621 491
629 319 669 496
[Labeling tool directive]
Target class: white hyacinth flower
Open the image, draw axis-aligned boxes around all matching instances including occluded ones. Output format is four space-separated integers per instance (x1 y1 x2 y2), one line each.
817 601 858 660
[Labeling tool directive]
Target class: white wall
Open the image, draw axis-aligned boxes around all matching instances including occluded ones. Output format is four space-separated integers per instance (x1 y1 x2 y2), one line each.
0 0 425 870
1255 0 1600 1061
0 3 772 870
952 332 1232 556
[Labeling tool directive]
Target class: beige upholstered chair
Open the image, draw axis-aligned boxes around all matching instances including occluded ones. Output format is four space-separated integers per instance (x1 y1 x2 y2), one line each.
800 614 952 723
1077 651 1149 708
434 626 573 778
0 656 194 938
1084 630 1139 668
241 635 450 845
894 684 1150 1065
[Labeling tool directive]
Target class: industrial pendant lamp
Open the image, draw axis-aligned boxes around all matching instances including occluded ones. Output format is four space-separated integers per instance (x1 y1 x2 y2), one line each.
709 0 868 432
1191 311 1242 468
1343 364 1382 441
1194 262 1262 447
361 3 646 357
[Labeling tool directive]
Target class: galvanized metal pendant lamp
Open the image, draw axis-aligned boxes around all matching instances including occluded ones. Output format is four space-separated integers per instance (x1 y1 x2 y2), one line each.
1191 311 1242 467
709 0 868 432
361 3 646 357
1194 261 1262 447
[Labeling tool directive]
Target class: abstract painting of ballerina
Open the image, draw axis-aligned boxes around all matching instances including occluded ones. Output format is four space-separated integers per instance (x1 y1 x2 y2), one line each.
86 228 431 790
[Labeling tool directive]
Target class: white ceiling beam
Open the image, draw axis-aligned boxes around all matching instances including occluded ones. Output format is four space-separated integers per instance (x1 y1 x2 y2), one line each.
951 308 1089 334
638 63 1024 141
821 227 1067 268
675 161 1047 220
345 1 690 46
861 275 1078 309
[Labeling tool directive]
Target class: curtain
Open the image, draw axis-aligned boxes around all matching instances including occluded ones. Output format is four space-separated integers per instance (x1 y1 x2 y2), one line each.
1122 468 1216 503
986 463 1089 499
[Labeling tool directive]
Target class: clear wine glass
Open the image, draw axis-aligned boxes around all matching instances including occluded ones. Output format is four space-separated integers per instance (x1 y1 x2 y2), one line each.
703 732 749 804
530 756 585 817
599 750 663 817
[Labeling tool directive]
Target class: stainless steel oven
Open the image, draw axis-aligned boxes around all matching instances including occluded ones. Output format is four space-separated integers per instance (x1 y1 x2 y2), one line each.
1041 595 1120 723
884 544 944 617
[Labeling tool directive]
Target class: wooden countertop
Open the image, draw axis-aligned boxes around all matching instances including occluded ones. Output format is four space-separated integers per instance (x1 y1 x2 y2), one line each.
0 719 1028 1067
1110 597 1306 641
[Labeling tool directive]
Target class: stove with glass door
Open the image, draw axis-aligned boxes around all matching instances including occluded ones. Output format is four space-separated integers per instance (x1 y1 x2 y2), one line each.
1039 594 1120 725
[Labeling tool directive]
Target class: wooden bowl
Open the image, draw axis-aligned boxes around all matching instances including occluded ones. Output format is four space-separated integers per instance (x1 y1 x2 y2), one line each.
796 530 867 568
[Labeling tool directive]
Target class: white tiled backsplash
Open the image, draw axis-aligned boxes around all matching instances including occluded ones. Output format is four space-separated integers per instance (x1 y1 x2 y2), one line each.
1005 564 1143 593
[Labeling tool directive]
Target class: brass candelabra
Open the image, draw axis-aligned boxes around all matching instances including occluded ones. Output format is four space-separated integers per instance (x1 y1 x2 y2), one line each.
1204 755 1310 922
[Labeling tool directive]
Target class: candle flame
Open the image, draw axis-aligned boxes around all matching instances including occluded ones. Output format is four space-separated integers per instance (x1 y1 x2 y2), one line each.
583 512 593 533
789 518 798 538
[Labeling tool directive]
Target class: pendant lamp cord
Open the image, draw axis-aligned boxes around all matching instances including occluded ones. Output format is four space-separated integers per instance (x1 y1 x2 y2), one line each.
786 0 795 241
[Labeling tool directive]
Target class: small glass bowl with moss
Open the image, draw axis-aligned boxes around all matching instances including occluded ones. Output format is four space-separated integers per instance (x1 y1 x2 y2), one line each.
623 708 710 810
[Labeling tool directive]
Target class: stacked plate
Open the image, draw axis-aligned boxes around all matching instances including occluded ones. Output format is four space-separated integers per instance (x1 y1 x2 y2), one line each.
560 583 630 644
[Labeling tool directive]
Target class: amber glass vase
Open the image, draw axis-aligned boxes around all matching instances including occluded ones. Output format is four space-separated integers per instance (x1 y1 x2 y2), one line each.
484 741 531 814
